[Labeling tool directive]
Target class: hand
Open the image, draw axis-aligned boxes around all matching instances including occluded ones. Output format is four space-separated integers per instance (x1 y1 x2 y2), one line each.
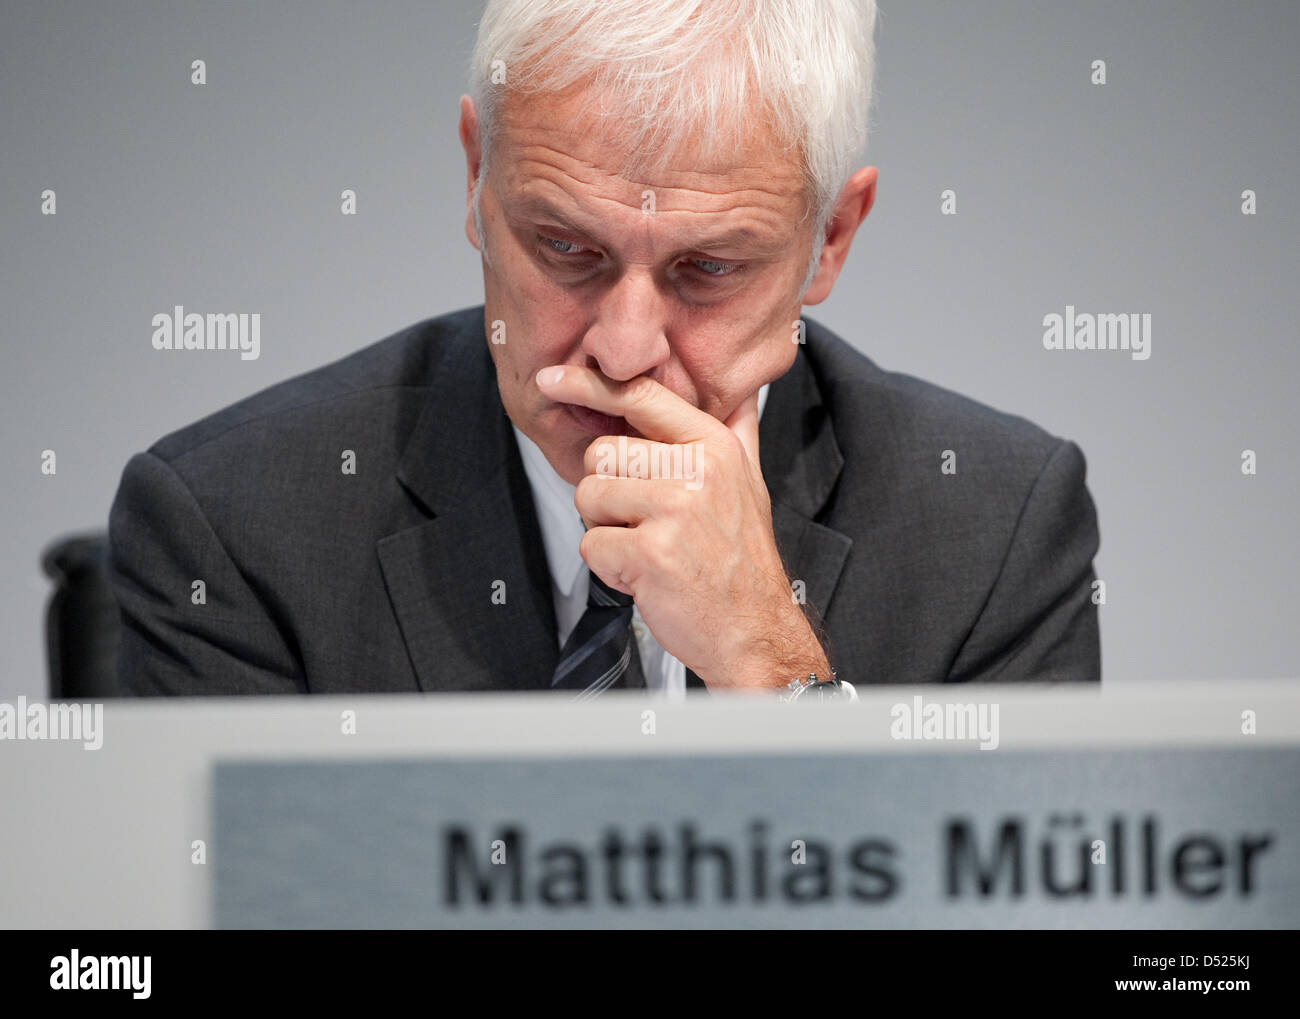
535 365 831 691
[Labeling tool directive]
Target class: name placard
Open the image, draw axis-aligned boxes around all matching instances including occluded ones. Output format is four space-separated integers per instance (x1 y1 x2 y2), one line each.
213 748 1300 928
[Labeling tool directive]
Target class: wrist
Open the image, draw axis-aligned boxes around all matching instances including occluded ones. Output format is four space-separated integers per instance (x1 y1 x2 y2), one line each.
779 668 858 703
710 602 831 691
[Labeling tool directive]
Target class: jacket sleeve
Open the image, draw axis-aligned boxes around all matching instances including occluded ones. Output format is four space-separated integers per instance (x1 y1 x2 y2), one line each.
107 451 307 695
947 438 1102 682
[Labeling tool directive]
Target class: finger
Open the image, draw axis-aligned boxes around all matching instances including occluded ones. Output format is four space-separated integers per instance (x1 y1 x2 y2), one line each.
578 524 639 596
583 433 705 484
585 434 674 479
575 473 683 527
536 364 721 446
722 389 761 467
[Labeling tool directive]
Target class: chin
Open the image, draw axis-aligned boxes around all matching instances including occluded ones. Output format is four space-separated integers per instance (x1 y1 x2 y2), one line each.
552 455 584 487
533 434 584 487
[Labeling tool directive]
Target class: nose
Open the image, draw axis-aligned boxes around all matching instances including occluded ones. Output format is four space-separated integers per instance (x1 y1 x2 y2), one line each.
581 270 671 382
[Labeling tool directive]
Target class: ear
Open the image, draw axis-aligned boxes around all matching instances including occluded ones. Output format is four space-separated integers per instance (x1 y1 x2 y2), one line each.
801 166 878 306
458 94 483 253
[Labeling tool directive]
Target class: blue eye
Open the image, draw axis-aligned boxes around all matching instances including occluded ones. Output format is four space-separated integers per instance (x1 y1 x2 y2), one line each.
693 259 734 277
543 237 586 255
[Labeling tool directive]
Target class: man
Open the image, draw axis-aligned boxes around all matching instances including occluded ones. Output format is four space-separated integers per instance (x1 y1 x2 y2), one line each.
108 0 1101 697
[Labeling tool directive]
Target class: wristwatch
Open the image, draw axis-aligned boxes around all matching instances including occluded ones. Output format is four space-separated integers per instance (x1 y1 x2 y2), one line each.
779 669 858 703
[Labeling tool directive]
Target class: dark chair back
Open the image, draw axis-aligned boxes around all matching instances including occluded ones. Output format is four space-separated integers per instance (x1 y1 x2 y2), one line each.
43 532 121 698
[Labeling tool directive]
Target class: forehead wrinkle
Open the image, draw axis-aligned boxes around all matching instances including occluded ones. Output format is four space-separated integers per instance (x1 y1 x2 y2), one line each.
504 158 798 260
512 189 792 264
504 138 799 201
498 98 804 199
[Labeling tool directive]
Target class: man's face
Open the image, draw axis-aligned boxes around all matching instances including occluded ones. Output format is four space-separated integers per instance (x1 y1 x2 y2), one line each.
470 85 816 486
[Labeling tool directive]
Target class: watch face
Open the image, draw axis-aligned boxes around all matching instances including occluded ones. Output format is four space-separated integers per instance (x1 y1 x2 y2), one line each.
808 683 839 701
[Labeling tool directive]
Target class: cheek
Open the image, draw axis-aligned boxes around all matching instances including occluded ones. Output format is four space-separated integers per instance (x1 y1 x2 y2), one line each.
489 228 576 324
675 322 797 412
486 315 579 422
486 281 575 382
490 271 586 367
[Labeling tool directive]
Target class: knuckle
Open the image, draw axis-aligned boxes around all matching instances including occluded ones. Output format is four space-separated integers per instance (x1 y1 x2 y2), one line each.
639 526 671 570
573 473 596 504
629 525 650 564
586 437 616 475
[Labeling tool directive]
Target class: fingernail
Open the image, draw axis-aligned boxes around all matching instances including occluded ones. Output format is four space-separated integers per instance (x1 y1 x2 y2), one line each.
536 366 565 387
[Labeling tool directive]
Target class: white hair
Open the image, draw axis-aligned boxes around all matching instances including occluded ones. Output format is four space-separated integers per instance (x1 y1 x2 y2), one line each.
469 0 878 295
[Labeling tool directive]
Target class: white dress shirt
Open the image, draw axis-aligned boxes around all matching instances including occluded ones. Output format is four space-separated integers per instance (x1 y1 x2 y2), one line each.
513 385 770 701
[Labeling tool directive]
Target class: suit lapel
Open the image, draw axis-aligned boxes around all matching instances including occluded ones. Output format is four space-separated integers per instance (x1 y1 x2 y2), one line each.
759 341 854 626
378 321 558 692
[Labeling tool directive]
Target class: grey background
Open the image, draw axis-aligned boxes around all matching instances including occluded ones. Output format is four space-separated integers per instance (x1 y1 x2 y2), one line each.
2 0 1296 698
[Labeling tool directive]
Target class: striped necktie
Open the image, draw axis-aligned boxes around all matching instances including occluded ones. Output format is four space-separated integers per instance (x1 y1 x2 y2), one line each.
551 570 647 698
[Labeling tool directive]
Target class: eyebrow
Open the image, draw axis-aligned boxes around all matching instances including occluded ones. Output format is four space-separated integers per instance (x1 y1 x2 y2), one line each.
509 195 787 257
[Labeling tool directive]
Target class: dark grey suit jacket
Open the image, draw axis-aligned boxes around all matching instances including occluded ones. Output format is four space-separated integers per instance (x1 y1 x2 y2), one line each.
108 305 1101 694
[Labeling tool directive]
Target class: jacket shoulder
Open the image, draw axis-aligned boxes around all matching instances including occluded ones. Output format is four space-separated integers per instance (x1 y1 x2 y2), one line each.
804 316 1066 467
148 305 485 464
